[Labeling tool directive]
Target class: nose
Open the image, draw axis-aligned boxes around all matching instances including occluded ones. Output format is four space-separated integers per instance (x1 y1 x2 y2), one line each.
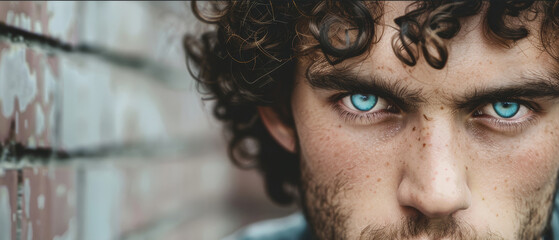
397 117 471 219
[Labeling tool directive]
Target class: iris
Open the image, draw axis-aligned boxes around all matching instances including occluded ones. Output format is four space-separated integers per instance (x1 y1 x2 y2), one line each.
350 94 378 111
493 102 520 118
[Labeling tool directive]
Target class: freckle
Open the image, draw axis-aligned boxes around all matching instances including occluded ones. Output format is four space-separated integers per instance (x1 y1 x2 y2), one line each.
440 106 444 110
482 197 485 201
417 137 421 141
338 124 341 128
494 186 497 190
412 127 416 131
374 191 377 193
409 144 412 147
377 178 382 182
504 179 508 183
423 114 432 121
496 214 499 217
423 143 426 147
385 162 390 166
465 166 468 170
366 175 370 178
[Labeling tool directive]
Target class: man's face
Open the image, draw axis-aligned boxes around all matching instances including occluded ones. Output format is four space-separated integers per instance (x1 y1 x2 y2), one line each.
289 2 559 239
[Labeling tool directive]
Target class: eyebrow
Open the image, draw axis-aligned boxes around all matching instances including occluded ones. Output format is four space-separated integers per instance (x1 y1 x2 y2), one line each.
306 68 559 112
454 73 559 111
306 69 425 111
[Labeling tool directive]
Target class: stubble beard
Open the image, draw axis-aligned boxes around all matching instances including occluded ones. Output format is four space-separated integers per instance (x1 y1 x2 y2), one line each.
298 162 558 240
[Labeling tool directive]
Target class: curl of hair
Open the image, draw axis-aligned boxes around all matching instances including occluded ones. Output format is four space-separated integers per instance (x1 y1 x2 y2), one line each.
184 0 559 205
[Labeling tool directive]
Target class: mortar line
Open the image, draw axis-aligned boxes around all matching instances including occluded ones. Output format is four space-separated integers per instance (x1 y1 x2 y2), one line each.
0 22 190 91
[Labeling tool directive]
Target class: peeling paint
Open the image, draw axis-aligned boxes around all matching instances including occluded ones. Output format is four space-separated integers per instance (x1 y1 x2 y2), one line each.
34 21 42 34
48 101 55 144
19 13 32 32
83 166 123 240
27 222 33 240
0 2 218 240
24 177 30 217
46 2 76 39
5 11 33 33
0 46 38 118
15 111 19 135
35 104 45 135
5 10 15 25
56 185 66 197
0 186 12 240
6 11 33 32
27 136 36 148
37 194 44 210
43 59 56 104
53 218 76 240
60 57 111 149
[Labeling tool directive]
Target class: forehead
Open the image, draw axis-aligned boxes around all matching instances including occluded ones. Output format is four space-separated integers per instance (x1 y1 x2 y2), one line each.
302 1 557 99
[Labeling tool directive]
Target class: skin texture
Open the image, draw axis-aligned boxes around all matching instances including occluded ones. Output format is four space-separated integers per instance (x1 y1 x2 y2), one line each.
261 2 559 240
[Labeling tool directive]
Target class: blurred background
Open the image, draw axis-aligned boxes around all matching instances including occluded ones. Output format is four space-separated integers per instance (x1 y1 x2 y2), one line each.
0 1 296 240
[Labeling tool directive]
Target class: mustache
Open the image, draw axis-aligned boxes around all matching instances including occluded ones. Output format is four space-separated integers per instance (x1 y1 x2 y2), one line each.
359 215 504 240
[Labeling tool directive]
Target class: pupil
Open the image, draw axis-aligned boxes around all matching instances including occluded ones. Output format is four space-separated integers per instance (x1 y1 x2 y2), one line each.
350 94 377 111
493 102 519 118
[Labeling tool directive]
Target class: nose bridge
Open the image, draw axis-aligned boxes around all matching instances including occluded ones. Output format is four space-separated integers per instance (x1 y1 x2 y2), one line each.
398 114 471 218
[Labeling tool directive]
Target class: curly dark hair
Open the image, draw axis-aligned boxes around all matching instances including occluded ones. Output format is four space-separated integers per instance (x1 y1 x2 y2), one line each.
183 0 559 205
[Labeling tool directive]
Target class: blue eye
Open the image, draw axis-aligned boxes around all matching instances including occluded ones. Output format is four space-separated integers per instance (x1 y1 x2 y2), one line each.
350 94 378 111
492 102 520 118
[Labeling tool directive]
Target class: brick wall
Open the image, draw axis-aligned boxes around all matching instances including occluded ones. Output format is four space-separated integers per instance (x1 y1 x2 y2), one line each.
0 2 295 240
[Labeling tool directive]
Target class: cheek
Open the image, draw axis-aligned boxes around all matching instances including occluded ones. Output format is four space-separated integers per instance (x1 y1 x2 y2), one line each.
510 131 559 193
291 83 404 195
294 108 397 191
300 127 363 172
476 121 559 198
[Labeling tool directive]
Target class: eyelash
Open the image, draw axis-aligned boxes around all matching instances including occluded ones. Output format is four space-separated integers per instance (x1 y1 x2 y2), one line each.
476 116 539 133
329 93 399 125
330 93 541 131
472 100 541 132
